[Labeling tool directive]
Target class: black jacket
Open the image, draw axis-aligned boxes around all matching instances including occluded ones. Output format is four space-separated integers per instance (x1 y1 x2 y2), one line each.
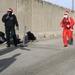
2 13 19 28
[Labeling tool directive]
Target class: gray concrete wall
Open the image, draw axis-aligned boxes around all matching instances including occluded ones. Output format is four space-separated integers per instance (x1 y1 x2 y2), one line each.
31 0 75 39
0 0 75 40
0 0 17 32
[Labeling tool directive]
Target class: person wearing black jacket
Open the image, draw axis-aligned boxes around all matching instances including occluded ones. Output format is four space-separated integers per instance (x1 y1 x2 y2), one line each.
2 8 19 47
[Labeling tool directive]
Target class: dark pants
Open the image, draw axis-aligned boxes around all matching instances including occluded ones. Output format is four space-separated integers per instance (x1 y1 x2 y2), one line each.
5 27 17 46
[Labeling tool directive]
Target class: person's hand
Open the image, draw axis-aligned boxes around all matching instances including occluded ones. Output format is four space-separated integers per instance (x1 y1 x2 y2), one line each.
16 26 19 30
70 28 73 32
67 25 70 28
6 16 9 19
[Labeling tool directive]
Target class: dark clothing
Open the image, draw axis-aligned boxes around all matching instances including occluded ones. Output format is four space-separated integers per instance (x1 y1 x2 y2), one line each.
0 31 6 44
2 13 18 28
5 28 17 46
0 31 5 38
27 31 36 41
2 13 19 46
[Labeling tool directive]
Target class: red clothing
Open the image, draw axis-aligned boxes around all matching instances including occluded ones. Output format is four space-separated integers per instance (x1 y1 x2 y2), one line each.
60 17 74 29
62 29 73 46
60 17 74 46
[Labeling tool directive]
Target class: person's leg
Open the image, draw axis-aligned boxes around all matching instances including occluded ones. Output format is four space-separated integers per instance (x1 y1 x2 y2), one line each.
68 29 73 45
70 31 73 41
70 28 73 41
5 28 10 47
62 29 68 47
11 28 17 46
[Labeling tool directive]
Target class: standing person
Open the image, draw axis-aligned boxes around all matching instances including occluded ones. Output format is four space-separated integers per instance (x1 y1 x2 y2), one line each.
2 8 19 47
60 10 74 47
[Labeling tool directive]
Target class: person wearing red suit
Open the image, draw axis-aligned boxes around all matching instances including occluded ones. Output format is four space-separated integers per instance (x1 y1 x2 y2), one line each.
60 10 74 47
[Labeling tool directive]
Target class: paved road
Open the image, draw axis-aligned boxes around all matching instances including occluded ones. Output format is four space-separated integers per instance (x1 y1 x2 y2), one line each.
0 37 75 75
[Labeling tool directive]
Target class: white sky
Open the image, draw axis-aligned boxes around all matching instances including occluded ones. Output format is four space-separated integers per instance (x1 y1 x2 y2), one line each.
45 0 75 10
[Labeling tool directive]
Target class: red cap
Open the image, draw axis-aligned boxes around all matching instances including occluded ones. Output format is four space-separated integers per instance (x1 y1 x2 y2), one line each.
7 8 13 12
64 10 69 15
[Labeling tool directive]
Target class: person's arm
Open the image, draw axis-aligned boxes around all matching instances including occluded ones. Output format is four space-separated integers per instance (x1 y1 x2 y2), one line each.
70 17 75 27
60 19 64 28
2 14 9 23
14 15 19 30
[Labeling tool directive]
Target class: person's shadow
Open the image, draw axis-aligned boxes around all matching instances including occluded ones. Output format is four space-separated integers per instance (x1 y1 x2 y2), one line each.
0 46 18 56
0 53 21 72
0 45 30 56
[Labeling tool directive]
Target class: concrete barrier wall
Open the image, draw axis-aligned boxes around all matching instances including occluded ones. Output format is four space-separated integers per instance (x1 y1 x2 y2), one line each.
0 0 75 39
31 0 75 39
0 0 17 32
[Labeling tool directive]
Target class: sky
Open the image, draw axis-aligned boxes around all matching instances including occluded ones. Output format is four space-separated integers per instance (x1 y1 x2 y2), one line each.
45 0 75 10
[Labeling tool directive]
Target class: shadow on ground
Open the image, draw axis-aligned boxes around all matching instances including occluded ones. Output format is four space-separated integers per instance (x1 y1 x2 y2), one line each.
0 47 18 56
0 45 30 56
0 53 21 72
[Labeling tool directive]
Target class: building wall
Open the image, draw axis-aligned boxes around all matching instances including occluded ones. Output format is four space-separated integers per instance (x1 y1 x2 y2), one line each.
0 0 75 39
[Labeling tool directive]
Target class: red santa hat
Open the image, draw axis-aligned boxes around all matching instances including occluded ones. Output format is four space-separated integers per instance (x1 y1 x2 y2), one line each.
64 10 69 15
7 8 13 13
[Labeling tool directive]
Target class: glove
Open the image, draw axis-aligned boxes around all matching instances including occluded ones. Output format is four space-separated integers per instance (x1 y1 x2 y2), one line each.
70 28 73 32
67 25 70 28
16 26 19 30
